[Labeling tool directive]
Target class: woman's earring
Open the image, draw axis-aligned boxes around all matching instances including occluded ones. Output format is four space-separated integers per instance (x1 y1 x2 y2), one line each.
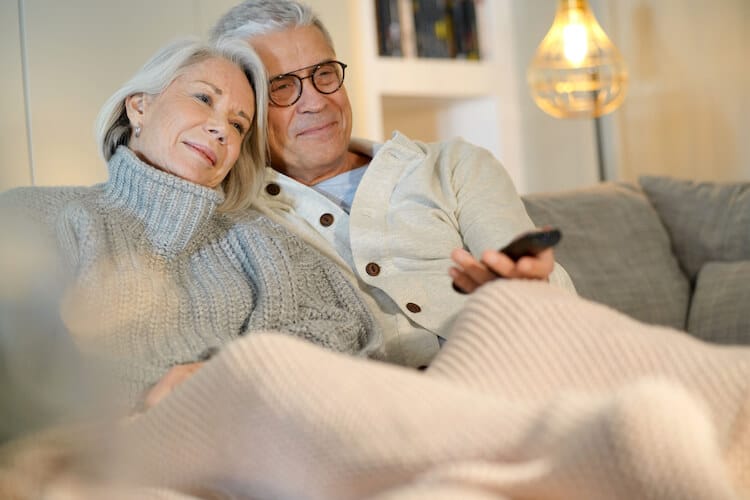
134 125 142 138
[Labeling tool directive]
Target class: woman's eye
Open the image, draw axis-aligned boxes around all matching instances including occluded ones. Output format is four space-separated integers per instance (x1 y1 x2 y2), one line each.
232 122 245 134
195 93 211 104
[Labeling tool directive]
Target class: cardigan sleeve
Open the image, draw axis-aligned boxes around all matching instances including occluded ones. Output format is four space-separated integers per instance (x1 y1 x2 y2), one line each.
446 141 575 291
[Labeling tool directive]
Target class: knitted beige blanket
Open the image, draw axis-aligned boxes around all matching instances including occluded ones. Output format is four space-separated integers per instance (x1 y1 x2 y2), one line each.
6 281 750 499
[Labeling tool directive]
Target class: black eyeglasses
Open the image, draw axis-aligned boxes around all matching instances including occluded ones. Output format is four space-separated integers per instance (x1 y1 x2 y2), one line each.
268 60 347 107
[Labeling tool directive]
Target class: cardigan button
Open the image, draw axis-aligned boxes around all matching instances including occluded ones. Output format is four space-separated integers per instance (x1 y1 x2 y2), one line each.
319 213 334 227
406 302 422 313
365 262 381 276
265 183 281 196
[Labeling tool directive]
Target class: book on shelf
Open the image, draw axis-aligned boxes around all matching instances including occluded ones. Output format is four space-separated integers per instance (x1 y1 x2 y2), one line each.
398 0 417 58
450 0 481 60
375 0 481 60
374 0 402 56
413 0 452 58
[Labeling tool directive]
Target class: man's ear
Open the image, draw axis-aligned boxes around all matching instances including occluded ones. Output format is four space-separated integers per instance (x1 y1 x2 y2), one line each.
125 93 148 128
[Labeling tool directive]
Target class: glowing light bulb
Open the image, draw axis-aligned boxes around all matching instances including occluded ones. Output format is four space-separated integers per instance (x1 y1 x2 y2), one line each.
527 0 628 118
562 16 587 64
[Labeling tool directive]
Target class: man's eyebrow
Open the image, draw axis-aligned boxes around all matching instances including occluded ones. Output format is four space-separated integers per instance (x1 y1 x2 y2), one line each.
270 60 336 80
197 80 222 95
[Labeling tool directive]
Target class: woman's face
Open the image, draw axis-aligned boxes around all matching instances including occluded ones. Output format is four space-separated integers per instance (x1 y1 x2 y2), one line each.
127 57 255 188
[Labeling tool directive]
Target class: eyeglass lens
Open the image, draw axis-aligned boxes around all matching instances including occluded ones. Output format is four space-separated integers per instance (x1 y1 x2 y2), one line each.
269 61 346 106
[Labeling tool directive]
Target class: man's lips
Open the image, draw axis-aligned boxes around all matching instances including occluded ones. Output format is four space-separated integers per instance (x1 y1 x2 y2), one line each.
296 121 336 137
184 142 216 166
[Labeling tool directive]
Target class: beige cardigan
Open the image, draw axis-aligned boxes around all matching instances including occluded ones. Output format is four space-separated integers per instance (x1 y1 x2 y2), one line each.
254 132 575 367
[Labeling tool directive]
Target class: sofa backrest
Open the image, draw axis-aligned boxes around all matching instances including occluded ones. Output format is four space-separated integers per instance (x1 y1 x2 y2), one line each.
638 176 750 344
521 182 691 331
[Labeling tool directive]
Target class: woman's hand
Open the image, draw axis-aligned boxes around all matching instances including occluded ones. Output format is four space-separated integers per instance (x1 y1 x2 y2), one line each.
143 361 205 410
449 247 555 294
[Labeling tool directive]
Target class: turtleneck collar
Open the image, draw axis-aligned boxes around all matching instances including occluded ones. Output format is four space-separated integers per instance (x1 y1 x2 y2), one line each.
103 146 225 256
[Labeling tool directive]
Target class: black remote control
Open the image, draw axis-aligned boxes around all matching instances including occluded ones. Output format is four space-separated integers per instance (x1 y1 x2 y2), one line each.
499 228 562 262
451 228 562 293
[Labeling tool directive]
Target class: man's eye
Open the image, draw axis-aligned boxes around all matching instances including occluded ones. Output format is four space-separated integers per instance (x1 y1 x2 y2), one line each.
195 93 211 104
272 81 292 92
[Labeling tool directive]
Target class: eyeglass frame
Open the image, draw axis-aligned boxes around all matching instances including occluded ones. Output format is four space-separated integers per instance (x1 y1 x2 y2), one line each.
267 60 348 107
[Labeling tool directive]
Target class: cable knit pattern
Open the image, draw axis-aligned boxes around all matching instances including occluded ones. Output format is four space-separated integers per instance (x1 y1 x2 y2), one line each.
103 281 750 499
0 147 381 408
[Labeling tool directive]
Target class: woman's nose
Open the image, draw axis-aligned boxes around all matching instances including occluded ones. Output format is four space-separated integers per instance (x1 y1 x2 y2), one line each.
207 124 226 144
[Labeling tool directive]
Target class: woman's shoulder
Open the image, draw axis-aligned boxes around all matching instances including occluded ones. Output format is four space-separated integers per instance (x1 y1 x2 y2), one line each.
223 207 310 256
226 207 295 236
1 184 90 203
0 185 99 224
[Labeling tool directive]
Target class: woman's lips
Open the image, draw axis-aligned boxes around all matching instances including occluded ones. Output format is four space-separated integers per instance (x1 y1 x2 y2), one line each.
184 142 216 166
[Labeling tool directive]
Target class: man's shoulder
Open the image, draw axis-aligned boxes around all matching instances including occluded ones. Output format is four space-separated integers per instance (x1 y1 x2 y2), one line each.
376 132 487 159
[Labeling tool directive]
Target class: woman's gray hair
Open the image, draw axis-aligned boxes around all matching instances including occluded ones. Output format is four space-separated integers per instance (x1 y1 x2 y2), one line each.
209 0 334 51
94 37 268 212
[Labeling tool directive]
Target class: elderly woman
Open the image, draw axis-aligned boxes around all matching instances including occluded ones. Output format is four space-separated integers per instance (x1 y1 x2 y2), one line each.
0 36 380 414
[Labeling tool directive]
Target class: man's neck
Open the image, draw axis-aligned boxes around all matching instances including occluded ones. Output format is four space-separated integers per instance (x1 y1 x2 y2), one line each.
282 151 370 186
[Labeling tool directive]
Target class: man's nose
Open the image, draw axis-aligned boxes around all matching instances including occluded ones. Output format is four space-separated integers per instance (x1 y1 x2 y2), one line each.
296 76 326 110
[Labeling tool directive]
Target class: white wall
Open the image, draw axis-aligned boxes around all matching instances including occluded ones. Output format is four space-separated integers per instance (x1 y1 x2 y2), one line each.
1 0 593 194
0 0 32 190
2 0 747 194
497 0 750 190
0 0 362 191
22 1 199 186
601 0 750 183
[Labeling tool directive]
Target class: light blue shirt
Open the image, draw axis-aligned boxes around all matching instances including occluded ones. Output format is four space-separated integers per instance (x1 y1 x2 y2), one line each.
313 165 369 213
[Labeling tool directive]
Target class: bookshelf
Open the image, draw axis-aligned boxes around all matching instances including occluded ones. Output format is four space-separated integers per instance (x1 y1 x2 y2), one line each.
348 0 523 186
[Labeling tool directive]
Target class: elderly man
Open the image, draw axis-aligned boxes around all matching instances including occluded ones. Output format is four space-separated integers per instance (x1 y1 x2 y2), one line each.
210 0 574 367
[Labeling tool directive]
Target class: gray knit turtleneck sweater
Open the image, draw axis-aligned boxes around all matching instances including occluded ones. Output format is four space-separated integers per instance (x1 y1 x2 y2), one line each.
0 147 382 408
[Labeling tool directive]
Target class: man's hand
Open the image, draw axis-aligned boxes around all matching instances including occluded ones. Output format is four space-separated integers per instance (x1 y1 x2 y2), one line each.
449 247 555 294
143 361 205 410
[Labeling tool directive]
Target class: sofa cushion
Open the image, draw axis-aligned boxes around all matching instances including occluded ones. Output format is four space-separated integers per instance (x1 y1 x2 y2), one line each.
639 176 750 282
523 183 690 330
687 261 750 344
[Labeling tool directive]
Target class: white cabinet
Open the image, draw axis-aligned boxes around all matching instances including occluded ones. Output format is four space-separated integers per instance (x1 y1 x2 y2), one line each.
345 0 526 188
337 0 603 193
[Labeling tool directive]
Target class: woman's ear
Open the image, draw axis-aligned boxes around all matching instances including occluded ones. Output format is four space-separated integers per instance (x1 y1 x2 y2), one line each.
124 93 147 130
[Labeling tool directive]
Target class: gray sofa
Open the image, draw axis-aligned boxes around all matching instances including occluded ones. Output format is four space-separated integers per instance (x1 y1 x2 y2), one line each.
521 176 750 344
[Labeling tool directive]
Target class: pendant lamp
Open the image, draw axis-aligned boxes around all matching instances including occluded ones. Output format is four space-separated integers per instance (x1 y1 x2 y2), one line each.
527 0 628 119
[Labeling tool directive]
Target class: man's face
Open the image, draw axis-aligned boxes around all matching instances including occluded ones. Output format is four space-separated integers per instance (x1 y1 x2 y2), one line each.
250 26 353 181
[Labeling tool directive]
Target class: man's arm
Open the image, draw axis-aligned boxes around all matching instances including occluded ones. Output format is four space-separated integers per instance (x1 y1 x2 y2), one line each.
449 246 556 293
